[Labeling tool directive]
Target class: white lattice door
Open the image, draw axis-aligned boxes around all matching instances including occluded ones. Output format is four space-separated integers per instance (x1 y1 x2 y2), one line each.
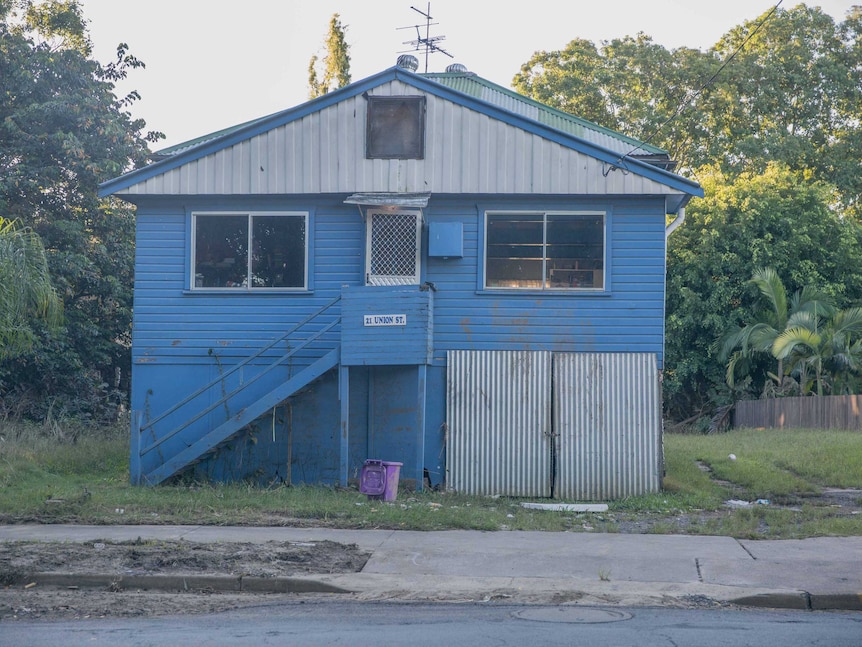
365 210 422 286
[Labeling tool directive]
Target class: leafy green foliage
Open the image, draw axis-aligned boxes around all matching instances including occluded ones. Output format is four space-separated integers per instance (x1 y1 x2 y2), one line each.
665 165 862 420
515 5 862 212
514 5 862 421
719 268 840 394
706 6 862 217
307 13 351 99
0 1 160 419
514 33 715 172
0 217 62 359
772 305 862 396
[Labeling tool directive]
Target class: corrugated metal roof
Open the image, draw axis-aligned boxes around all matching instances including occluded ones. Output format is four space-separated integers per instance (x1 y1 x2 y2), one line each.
151 70 668 164
423 72 670 161
151 112 278 159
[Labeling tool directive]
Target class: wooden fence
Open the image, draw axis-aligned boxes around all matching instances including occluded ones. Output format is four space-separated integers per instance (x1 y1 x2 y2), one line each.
734 395 862 430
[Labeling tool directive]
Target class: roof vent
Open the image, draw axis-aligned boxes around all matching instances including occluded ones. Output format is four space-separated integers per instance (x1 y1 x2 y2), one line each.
446 63 468 74
396 54 419 71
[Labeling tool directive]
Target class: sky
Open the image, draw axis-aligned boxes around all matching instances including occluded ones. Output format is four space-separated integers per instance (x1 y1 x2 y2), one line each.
76 1 856 150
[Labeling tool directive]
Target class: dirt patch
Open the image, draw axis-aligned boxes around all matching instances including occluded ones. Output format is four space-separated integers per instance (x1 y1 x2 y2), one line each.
0 538 368 580
0 538 368 622
0 588 335 621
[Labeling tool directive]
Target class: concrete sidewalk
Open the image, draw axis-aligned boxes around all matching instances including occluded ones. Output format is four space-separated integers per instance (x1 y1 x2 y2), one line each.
2 524 861 611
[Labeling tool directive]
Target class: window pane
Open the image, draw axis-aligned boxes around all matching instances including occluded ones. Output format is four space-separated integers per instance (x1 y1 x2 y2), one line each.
366 97 425 159
252 216 306 288
195 215 248 288
484 212 605 290
486 214 543 288
546 215 604 289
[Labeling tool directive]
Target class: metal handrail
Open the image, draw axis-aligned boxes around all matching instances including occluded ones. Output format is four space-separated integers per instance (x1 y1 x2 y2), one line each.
140 318 339 456
140 294 341 434
140 295 341 448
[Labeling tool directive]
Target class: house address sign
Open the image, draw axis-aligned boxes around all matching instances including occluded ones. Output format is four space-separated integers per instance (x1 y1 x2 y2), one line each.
364 314 407 327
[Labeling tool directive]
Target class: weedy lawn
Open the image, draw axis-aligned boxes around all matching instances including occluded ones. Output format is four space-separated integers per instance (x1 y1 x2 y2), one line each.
1 422 860 539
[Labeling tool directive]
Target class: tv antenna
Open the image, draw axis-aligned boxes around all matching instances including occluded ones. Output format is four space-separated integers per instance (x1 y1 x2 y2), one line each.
397 3 454 73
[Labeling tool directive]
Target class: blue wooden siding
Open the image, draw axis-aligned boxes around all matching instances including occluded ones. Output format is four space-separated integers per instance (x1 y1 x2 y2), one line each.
423 197 667 366
341 287 433 366
133 196 666 370
130 192 667 484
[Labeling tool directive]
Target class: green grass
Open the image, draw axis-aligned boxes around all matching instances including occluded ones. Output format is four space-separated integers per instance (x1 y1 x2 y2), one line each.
666 428 862 499
1 422 861 538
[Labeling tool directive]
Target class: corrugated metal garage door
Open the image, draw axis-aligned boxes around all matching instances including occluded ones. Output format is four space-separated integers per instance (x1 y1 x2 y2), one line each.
554 352 662 500
446 351 661 499
446 350 552 497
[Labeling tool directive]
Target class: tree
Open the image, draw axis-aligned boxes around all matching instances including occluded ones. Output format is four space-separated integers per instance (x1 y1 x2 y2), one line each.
513 5 862 213
718 268 836 394
0 217 62 360
0 0 159 419
773 306 862 396
704 5 862 215
514 5 862 422
664 164 862 422
307 13 351 99
513 34 714 172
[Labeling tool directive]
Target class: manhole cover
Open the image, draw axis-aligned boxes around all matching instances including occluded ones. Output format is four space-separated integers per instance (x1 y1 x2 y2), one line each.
513 607 632 624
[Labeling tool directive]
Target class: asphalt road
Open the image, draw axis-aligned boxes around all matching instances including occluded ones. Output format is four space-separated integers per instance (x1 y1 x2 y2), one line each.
2 601 861 647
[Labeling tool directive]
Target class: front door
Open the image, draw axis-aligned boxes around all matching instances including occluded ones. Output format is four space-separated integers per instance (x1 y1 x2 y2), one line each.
365 209 422 286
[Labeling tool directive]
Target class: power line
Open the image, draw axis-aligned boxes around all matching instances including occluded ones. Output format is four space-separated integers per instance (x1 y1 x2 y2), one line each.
616 0 784 166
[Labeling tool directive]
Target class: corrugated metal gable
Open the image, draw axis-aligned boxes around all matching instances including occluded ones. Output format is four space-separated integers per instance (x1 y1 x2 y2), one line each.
103 68 701 202
114 79 686 199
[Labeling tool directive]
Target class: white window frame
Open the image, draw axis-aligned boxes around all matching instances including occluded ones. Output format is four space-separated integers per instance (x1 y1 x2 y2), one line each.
191 211 309 291
483 210 606 291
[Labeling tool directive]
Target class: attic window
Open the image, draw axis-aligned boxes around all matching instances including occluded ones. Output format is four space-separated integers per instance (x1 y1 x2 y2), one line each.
366 96 425 159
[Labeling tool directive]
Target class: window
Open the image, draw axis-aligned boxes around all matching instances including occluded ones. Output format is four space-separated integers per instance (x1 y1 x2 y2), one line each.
366 96 426 159
484 212 605 290
365 209 422 285
192 212 307 290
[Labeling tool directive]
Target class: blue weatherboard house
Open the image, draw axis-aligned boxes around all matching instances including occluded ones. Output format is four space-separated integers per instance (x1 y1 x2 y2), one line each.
100 59 702 499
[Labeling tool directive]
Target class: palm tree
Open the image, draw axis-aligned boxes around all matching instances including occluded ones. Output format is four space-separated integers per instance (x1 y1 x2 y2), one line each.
718 268 834 391
772 306 862 396
0 217 62 359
